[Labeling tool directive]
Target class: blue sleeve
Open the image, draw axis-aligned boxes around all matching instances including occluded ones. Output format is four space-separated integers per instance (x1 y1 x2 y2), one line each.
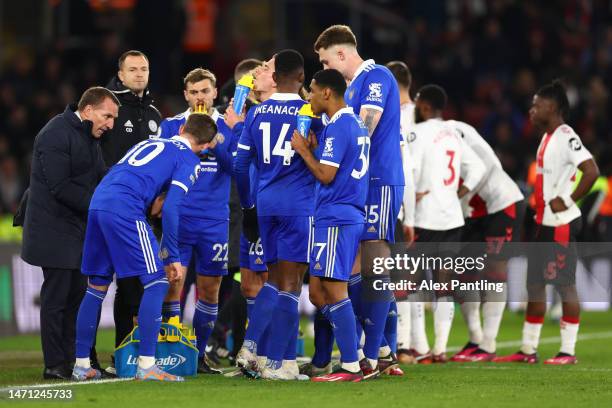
159 119 172 139
233 111 256 208
319 122 348 168
359 69 390 113
160 183 186 265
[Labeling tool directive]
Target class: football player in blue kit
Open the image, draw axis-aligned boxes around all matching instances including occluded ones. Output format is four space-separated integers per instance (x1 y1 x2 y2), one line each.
234 50 322 380
315 25 405 377
72 114 218 382
157 68 238 374
291 69 370 382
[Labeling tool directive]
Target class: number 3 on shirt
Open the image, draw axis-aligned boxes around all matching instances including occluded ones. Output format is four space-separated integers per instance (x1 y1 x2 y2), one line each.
443 150 456 186
260 122 295 166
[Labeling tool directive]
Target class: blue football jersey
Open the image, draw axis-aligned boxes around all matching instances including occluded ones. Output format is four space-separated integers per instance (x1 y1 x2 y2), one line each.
315 107 369 226
159 109 189 139
162 110 237 221
91 136 200 217
235 93 322 216
345 59 404 187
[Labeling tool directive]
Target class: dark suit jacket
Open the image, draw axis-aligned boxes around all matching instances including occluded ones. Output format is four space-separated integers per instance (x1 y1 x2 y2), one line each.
21 105 106 269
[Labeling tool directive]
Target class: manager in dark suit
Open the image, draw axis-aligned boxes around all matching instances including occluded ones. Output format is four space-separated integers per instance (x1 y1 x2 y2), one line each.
21 87 119 379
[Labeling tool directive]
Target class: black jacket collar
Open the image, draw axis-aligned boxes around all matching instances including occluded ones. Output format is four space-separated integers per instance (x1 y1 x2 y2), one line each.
65 104 94 138
106 76 154 106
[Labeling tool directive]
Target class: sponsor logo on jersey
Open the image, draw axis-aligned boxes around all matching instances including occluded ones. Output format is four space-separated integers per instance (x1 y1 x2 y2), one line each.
159 248 169 260
568 137 582 151
348 89 355 100
366 82 383 102
314 262 322 270
255 258 263 265
215 132 225 144
149 120 158 133
222 262 228 270
408 132 416 143
367 225 377 233
124 120 133 127
322 137 334 158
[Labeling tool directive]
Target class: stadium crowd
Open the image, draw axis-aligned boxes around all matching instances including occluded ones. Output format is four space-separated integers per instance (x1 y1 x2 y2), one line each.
1 0 612 217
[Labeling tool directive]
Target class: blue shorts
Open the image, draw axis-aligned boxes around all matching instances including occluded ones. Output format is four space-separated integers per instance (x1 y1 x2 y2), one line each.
239 234 267 272
258 215 314 264
179 216 228 276
82 210 164 285
361 185 403 243
310 224 363 281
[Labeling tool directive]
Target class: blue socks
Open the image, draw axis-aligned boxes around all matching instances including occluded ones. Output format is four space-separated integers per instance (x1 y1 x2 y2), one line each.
362 299 391 360
329 298 359 363
243 283 279 353
138 278 169 357
384 300 398 353
348 274 364 346
283 316 299 361
193 300 218 357
311 305 334 367
246 297 256 323
75 287 107 358
162 301 181 320
267 291 299 368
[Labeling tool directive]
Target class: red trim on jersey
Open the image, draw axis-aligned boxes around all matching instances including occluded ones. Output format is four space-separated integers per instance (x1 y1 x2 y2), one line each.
469 193 488 218
561 316 580 325
503 203 517 219
525 315 545 324
535 133 553 225
554 224 571 248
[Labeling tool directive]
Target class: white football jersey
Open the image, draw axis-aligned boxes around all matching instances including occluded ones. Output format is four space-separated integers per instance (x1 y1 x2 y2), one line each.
407 118 485 230
447 120 524 218
399 102 416 225
534 124 592 227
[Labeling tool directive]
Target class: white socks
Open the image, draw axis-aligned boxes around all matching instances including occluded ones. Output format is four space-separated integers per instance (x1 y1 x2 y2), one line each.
520 320 543 355
432 296 454 355
560 318 579 356
138 355 155 370
378 345 392 358
341 361 360 373
480 287 507 353
409 294 430 354
460 301 483 344
75 357 90 369
396 301 411 350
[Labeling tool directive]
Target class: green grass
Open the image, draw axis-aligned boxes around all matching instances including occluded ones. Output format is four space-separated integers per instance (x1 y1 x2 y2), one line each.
1 311 611 407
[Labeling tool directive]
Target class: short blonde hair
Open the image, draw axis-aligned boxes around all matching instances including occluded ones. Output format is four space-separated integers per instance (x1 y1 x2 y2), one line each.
183 68 217 88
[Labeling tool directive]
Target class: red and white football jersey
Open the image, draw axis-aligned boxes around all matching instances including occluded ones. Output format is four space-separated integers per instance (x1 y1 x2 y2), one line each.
407 118 485 231
534 124 592 227
447 120 524 218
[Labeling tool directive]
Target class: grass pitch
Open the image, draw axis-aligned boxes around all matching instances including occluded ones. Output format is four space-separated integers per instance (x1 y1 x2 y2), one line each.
1 310 611 408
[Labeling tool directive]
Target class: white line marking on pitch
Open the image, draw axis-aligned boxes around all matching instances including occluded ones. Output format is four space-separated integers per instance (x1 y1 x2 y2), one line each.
0 378 132 392
446 330 612 352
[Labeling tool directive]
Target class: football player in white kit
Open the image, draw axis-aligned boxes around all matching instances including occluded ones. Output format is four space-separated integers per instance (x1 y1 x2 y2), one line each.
494 81 599 365
404 84 486 362
446 119 525 362
386 61 430 365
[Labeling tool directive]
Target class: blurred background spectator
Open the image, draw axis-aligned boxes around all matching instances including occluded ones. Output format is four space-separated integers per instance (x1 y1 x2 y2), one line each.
0 0 611 221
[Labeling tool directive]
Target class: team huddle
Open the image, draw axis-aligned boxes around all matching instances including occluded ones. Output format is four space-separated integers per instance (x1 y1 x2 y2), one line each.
70 25 600 382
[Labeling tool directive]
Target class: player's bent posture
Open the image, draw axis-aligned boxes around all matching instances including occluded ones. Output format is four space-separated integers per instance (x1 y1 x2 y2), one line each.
234 50 320 380
291 69 370 382
159 68 236 374
494 81 599 365
314 24 405 378
446 119 524 362
72 114 217 382
406 85 485 362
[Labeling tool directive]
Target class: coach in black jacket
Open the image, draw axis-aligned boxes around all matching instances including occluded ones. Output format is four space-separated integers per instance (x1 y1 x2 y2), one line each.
21 87 119 379
99 51 162 361
101 50 162 167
